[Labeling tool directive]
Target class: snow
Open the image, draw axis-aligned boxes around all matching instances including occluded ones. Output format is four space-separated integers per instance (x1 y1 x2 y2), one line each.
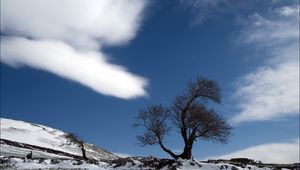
1 118 78 154
1 157 274 170
4 157 106 170
0 118 288 169
176 160 271 170
0 144 71 159
0 118 117 160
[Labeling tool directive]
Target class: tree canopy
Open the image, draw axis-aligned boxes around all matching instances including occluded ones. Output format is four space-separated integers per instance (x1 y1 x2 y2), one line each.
134 77 232 159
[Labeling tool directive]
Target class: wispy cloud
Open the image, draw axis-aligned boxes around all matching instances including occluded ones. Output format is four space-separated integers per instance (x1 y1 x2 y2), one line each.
205 139 300 164
179 0 224 23
180 1 299 123
0 0 148 99
231 5 299 123
179 0 256 24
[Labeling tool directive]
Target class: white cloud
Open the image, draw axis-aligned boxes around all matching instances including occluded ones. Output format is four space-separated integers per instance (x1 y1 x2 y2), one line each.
231 5 299 123
0 0 146 48
1 37 147 99
205 139 300 164
0 0 148 99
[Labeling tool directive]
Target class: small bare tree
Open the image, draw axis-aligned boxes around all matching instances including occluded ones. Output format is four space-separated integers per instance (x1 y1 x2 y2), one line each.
134 77 232 159
66 133 88 160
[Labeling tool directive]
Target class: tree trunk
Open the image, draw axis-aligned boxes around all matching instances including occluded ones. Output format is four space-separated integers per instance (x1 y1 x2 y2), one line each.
179 125 198 159
80 142 88 160
179 145 192 159
158 138 179 159
179 138 194 159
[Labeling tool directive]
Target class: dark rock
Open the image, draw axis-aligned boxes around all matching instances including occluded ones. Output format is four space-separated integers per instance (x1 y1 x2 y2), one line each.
230 158 254 164
37 158 45 163
85 158 99 165
72 160 83 165
50 159 60 164
26 151 32 159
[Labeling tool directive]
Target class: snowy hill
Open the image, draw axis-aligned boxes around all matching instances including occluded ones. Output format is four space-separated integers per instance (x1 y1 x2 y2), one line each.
0 118 118 160
1 118 298 170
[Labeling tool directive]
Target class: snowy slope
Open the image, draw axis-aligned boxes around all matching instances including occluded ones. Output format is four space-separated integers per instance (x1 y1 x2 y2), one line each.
0 118 117 160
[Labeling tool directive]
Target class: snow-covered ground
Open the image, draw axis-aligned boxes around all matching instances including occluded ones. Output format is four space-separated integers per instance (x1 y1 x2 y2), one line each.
1 157 106 170
0 118 117 160
175 159 271 170
1 156 274 170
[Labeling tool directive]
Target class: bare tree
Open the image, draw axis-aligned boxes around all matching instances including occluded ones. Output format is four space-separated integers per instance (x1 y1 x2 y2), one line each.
66 133 88 160
134 77 232 159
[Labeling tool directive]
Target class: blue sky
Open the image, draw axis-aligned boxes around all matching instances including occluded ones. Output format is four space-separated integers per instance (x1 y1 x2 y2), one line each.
1 0 299 163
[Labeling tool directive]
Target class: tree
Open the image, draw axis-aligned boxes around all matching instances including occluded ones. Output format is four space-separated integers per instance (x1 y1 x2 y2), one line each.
133 77 232 159
66 133 88 160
